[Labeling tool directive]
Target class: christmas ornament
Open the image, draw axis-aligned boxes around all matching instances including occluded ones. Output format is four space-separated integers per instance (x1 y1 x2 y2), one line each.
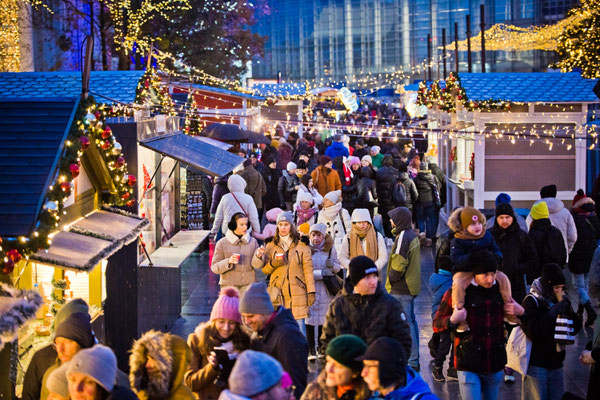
94 111 101 119
80 136 90 150
115 157 125 168
69 164 80 178
127 175 136 187
85 113 96 121
101 127 112 139
126 200 135 207
112 142 122 155
121 192 130 200
60 181 71 193
2 257 14 274
122 174 129 184
44 201 58 211
101 140 111 150
7 249 21 263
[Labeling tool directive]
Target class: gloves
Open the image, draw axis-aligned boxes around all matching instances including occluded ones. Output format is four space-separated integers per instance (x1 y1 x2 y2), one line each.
308 292 316 306
325 259 336 269
450 307 467 325
321 268 334 277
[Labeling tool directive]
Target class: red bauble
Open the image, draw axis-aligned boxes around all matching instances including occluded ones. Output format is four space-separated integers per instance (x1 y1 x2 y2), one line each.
457 95 463 100
94 111 101 119
80 136 90 150
115 157 125 168
2 258 14 274
61 181 71 193
126 200 135 207
101 140 111 150
7 249 21 263
69 163 80 178
122 192 130 200
101 127 112 139
127 175 136 187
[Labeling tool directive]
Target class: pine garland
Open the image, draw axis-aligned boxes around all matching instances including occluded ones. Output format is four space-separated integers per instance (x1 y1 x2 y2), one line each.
51 278 67 290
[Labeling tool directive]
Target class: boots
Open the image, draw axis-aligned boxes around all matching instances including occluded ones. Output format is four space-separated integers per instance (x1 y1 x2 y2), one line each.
584 301 597 328
577 303 584 320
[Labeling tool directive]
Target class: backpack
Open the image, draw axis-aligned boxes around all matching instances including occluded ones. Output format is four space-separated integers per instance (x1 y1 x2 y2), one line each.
391 181 407 205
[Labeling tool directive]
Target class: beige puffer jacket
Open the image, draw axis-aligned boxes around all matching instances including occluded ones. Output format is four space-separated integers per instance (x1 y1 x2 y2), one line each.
211 230 260 295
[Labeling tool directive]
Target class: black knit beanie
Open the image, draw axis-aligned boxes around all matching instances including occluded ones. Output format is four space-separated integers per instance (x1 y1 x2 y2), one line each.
54 312 95 348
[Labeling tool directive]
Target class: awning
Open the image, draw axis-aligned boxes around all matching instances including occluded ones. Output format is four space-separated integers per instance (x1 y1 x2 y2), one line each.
140 230 209 268
31 207 149 272
139 132 244 177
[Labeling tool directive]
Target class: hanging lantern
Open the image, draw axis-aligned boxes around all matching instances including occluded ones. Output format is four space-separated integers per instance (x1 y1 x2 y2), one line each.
112 142 122 155
69 164 80 178
115 157 125 168
80 136 90 150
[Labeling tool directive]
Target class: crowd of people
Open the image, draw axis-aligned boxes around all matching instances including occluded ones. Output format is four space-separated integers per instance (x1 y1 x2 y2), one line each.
307 99 413 128
21 130 600 400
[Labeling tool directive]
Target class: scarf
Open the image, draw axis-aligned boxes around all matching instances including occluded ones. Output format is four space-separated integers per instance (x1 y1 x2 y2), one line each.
337 383 356 399
454 229 485 240
349 223 378 259
296 205 316 225
279 234 293 251
342 164 352 185
321 202 343 221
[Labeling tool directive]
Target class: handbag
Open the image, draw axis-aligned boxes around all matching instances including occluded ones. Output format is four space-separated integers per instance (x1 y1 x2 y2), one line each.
323 274 343 296
506 294 536 376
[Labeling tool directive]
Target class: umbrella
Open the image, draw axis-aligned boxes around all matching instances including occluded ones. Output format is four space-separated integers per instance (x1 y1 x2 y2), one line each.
244 130 271 145
202 123 249 142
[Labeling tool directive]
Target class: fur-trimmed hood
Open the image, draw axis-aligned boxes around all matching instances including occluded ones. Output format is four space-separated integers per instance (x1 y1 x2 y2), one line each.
130 330 192 400
225 229 251 245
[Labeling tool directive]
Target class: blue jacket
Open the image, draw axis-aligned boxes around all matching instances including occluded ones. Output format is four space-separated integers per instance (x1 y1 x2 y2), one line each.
428 269 452 319
368 367 438 400
450 231 502 273
324 141 349 159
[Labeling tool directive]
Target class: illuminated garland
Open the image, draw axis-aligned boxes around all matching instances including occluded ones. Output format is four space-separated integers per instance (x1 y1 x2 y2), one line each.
0 96 136 274
135 68 177 116
183 93 202 135
417 72 513 112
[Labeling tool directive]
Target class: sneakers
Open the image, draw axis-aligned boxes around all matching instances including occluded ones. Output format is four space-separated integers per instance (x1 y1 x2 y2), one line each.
504 367 515 384
432 367 445 382
446 368 458 381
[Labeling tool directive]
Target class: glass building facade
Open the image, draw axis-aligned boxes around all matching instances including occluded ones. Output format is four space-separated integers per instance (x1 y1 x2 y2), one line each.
251 0 578 82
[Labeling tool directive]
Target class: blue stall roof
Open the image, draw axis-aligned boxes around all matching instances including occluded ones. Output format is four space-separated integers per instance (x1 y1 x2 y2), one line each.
458 72 599 103
189 83 265 101
0 98 79 237
251 83 306 97
0 71 145 104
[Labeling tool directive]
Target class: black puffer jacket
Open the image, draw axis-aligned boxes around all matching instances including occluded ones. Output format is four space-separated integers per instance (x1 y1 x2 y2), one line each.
434 229 454 273
528 218 567 282
356 167 377 207
321 281 411 358
569 209 600 274
429 163 447 207
490 219 539 303
262 166 282 211
376 156 399 208
399 172 418 209
414 171 439 205
252 306 308 399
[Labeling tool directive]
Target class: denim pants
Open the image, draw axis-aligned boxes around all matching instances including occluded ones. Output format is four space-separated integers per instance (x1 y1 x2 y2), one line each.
296 318 306 337
522 365 564 400
572 272 590 305
416 202 439 239
457 370 503 400
392 294 420 368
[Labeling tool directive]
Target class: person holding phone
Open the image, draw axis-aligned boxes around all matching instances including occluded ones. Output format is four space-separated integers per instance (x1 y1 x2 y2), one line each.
211 213 260 297
252 211 316 336
185 287 250 400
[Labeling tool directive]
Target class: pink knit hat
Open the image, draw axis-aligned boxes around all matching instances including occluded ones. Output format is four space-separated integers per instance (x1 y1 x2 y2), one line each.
210 287 242 324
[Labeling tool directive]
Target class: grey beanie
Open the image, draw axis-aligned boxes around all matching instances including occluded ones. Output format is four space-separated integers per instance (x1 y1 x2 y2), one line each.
239 282 275 315
229 350 283 397
55 298 89 328
47 363 69 397
276 211 294 225
67 344 117 392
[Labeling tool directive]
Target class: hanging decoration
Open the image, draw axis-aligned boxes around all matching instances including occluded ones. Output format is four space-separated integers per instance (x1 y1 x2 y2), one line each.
0 96 136 274
135 67 177 116
183 92 202 135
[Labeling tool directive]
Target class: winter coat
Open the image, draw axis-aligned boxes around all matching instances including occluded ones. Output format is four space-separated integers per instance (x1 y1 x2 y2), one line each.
527 198 578 256
301 370 371 400
356 175 377 208
429 163 446 207
586 318 600 400
490 219 539 303
307 235 341 327
321 281 412 358
428 270 452 320
338 209 388 271
528 218 567 281
185 323 250 400
375 163 399 208
312 166 342 197
366 367 437 400
251 238 316 319
262 167 282 211
278 141 294 170
211 175 260 236
238 165 266 210
371 153 384 169
325 141 350 159
521 287 582 370
568 212 600 274
414 171 440 205
353 147 369 161
278 170 300 207
398 172 418 210
386 215 421 296
130 331 195 400
211 176 229 216
486 213 529 232
210 230 260 293
21 344 56 400
251 306 308 399
107 385 139 400
317 204 352 253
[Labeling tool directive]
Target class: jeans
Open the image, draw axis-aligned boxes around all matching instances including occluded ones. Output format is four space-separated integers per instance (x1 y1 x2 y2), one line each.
296 318 306 337
458 370 503 400
522 365 563 400
416 202 439 239
392 294 419 368
572 272 590 305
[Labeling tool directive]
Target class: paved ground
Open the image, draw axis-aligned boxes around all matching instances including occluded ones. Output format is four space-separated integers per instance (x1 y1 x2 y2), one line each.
171 247 593 399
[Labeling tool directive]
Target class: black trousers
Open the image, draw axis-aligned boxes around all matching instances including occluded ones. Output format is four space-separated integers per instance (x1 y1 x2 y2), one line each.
307 324 323 355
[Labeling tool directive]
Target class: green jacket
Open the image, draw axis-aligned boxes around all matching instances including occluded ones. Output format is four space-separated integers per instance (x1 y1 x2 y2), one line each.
386 228 421 296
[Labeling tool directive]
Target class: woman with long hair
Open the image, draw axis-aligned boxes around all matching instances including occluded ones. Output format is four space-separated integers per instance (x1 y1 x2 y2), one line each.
252 211 316 335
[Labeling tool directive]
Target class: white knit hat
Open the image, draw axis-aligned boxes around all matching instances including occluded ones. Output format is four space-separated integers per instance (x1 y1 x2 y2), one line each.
296 191 314 205
286 162 297 172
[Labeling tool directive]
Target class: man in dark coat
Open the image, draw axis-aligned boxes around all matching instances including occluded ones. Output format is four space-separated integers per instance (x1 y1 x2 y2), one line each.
490 202 539 303
414 161 441 246
426 156 447 208
240 282 308 399
528 201 567 283
353 138 369 160
321 256 412 359
398 163 418 213
376 155 400 237
238 158 267 216
261 155 282 213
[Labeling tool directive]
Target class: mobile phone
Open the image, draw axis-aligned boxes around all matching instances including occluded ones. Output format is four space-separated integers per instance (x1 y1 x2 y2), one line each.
213 347 229 366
